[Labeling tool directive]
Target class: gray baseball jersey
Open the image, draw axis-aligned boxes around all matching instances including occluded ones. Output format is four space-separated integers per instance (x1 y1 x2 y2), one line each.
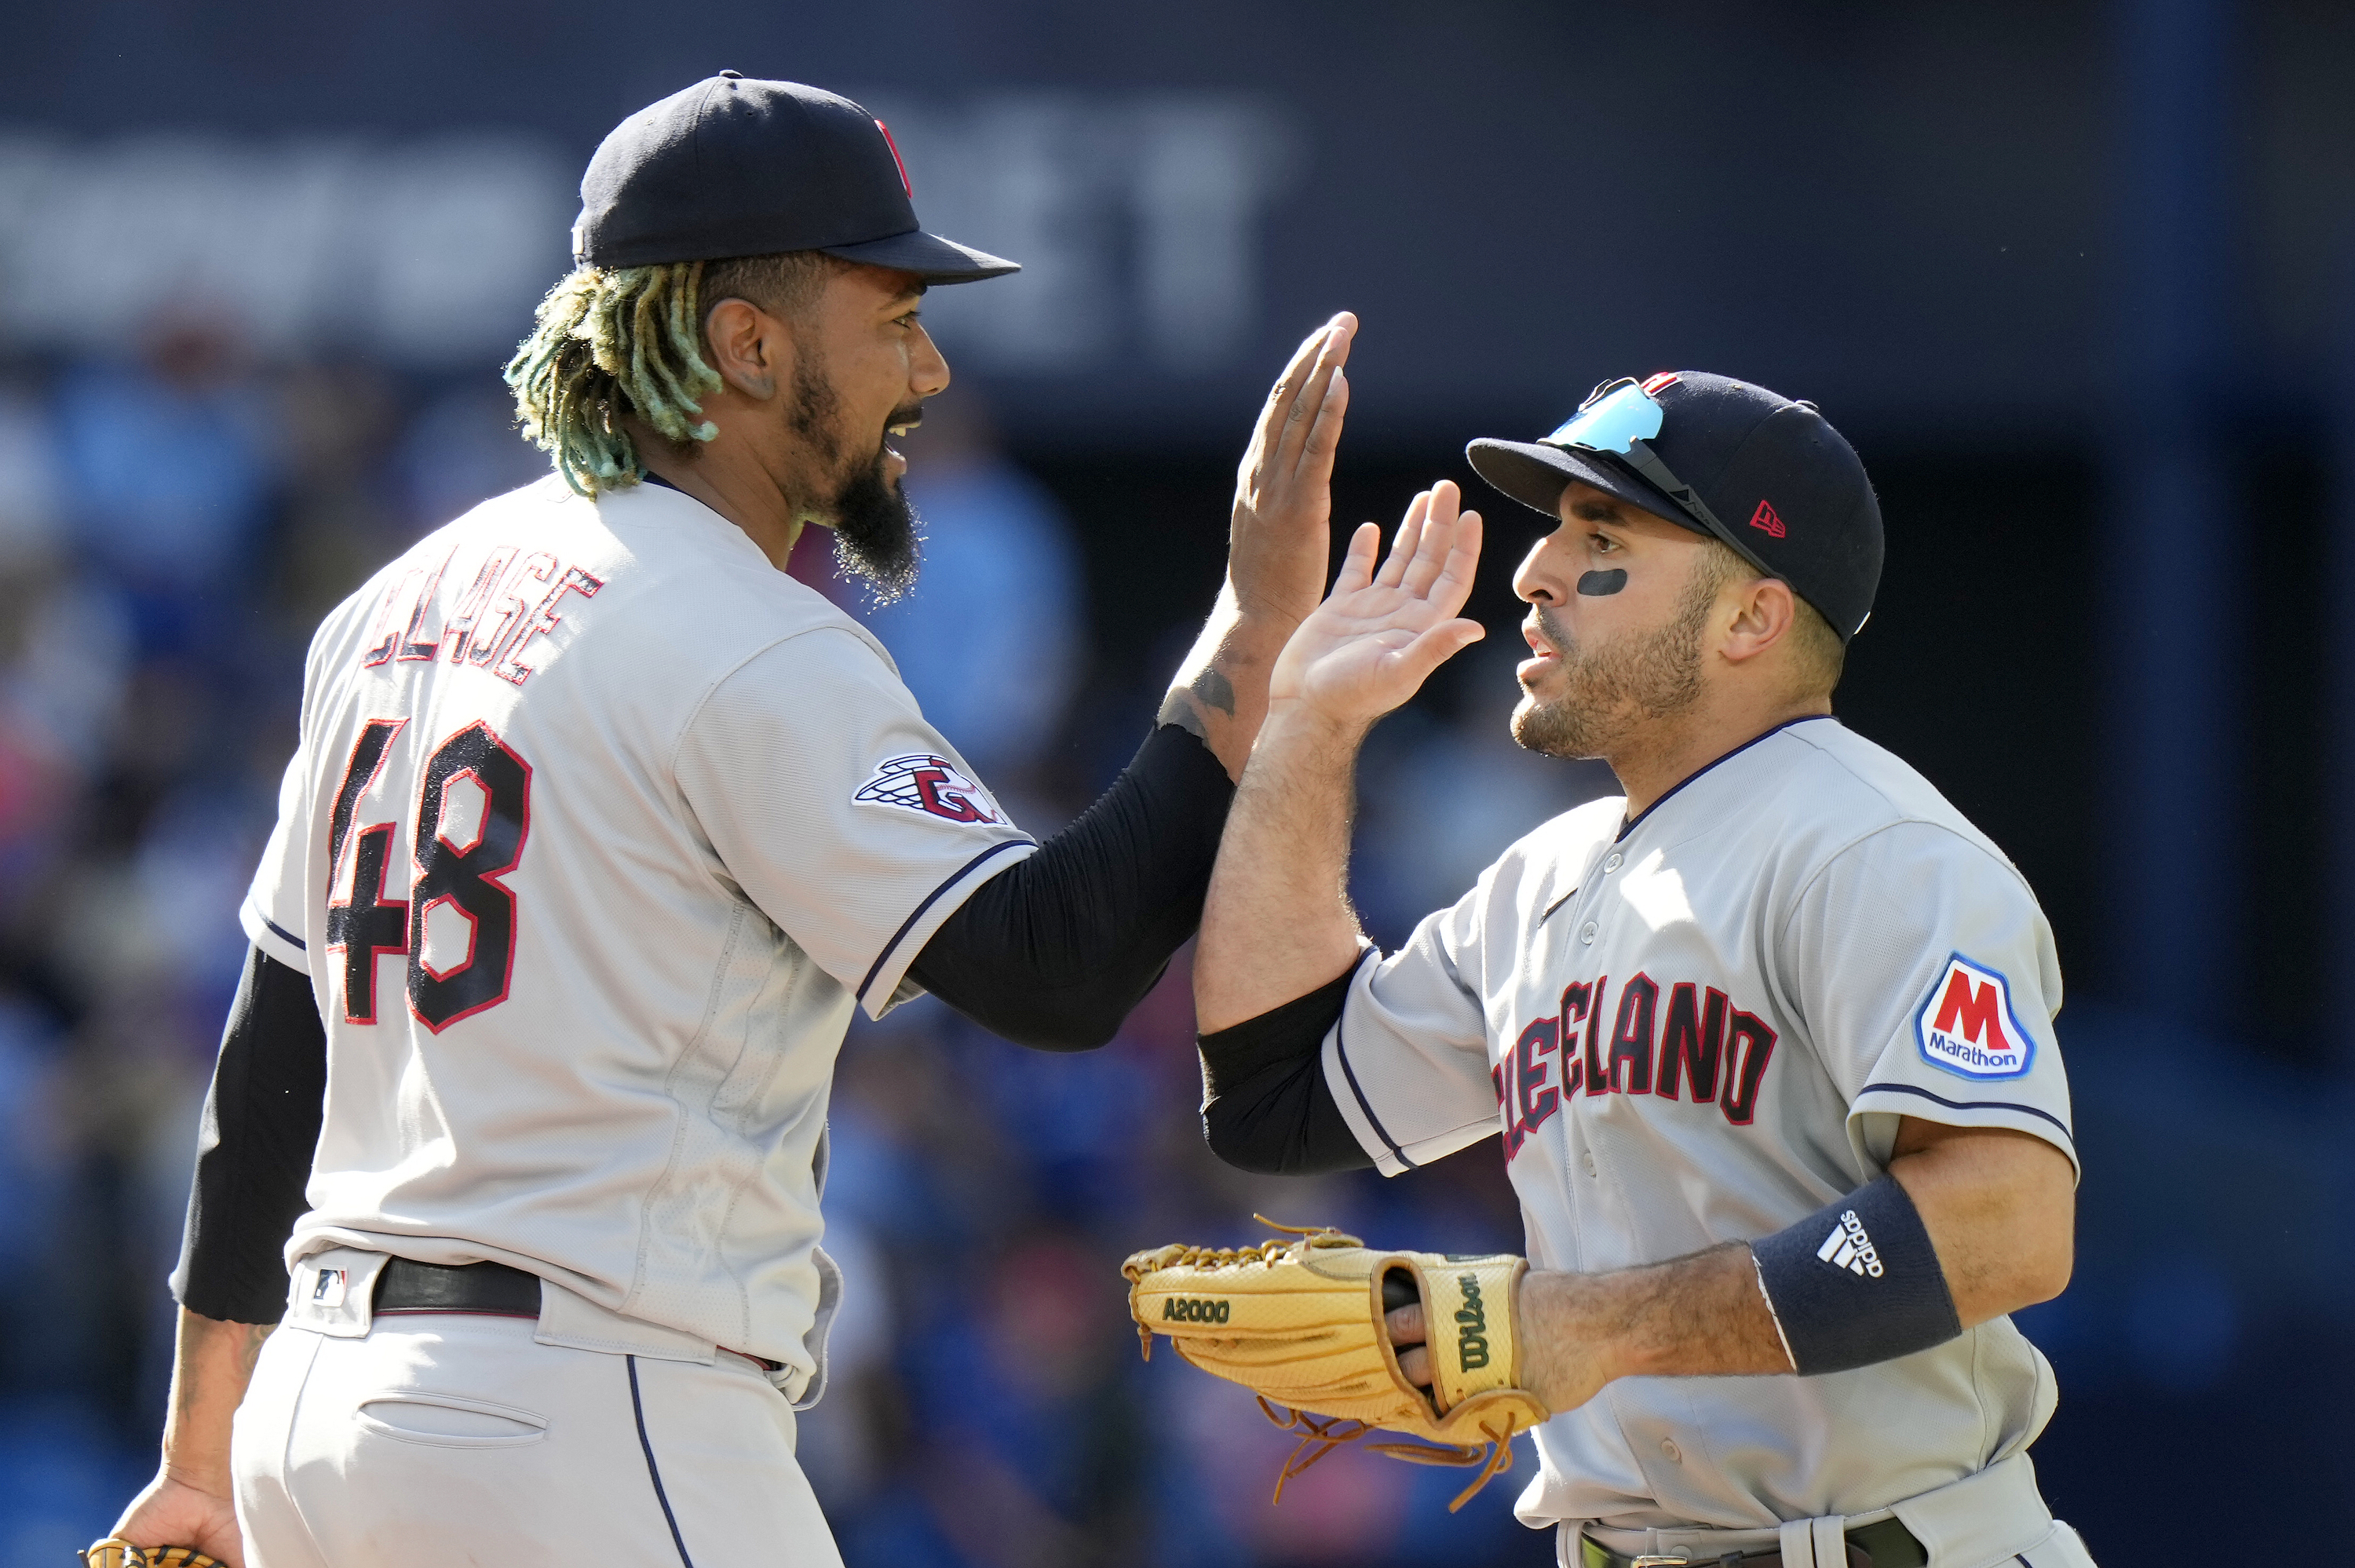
1320 716 2075 1530
239 475 1033 1398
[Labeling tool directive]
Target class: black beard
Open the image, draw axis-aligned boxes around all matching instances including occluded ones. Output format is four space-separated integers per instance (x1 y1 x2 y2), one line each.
829 451 922 603
789 352 922 602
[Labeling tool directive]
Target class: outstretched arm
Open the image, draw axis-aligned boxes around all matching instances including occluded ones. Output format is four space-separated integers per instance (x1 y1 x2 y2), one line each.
1194 483 1486 1033
1389 1118 2076 1409
1159 314 1357 781
909 316 1359 1045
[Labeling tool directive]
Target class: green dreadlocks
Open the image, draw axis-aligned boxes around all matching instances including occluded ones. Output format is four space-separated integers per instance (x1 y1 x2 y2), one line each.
505 252 842 496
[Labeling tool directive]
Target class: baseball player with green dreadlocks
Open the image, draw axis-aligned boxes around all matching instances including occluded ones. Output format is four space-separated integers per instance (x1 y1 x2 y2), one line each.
97 75 1357 1566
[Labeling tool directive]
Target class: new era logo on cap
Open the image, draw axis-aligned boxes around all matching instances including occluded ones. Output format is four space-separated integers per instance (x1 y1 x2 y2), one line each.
1750 498 1786 538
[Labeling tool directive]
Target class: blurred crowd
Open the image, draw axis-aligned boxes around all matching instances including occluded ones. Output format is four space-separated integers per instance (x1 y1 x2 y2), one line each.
0 313 559 1558
0 312 1607 1565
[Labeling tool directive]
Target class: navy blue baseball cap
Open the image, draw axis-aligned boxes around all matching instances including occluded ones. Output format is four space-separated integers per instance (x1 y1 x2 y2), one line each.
573 73 1018 283
1467 372 1883 641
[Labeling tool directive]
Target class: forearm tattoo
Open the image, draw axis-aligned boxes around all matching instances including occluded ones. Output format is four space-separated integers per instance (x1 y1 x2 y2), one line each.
169 1318 276 1449
1158 665 1237 740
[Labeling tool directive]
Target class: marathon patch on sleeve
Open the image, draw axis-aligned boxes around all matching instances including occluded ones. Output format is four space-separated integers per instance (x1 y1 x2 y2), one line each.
1914 954 2035 1080
854 753 1005 826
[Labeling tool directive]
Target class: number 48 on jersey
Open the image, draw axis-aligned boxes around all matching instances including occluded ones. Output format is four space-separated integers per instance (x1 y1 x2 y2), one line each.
325 719 532 1031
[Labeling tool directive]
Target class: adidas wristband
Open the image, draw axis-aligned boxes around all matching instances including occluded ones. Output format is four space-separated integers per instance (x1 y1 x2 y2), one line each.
1749 1174 1962 1376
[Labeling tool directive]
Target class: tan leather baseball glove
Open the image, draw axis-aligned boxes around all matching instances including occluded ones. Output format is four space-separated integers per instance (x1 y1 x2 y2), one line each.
80 1541 223 1568
1122 1219 1548 1510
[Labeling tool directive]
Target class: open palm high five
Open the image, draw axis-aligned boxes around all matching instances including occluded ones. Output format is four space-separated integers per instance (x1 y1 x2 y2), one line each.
1200 480 1486 1034
1267 480 1486 732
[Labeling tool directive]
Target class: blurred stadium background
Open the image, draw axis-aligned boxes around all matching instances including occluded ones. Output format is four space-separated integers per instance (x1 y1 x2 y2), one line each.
1 2 2351 1562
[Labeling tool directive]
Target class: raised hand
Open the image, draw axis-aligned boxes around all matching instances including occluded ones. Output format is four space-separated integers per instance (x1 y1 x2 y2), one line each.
1160 312 1357 778
1269 480 1485 730
1228 312 1355 630
1196 482 1481 1030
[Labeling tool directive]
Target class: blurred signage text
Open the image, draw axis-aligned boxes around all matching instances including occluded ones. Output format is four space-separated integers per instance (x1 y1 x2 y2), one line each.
0 92 1305 385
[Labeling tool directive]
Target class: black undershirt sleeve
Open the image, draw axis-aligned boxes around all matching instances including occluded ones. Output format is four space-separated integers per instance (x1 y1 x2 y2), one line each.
1198 960 1372 1175
165 728 1226 1315
170 944 327 1325
909 723 1235 1052
162 728 1304 1311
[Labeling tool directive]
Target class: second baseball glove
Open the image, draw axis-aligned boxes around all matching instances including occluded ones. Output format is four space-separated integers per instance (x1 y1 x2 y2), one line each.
1122 1219 1547 1510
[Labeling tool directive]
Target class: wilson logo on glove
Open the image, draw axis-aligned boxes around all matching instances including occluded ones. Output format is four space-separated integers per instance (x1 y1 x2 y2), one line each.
1455 1274 1490 1370
1122 1217 1549 1513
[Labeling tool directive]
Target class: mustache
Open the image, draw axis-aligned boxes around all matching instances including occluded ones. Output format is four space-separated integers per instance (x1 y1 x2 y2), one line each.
1533 605 1574 656
884 403 923 436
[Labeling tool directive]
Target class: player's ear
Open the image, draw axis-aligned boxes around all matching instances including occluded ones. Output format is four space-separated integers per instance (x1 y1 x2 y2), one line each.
703 297 782 401
1718 576 1798 667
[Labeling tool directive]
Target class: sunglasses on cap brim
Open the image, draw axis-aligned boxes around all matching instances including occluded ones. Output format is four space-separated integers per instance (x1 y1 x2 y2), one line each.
1539 377 1741 552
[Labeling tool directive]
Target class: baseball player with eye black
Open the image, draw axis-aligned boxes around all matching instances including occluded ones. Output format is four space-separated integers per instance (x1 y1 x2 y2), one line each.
1185 373 2097 1566
93 74 1362 1568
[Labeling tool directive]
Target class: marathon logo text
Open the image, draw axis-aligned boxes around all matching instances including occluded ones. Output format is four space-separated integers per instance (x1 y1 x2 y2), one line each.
1455 1274 1491 1372
1162 1296 1231 1325
1494 973 1780 1160
1914 954 2036 1081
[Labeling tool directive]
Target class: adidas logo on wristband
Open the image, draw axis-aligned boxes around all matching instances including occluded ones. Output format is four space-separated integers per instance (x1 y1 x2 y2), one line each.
1815 1210 1885 1278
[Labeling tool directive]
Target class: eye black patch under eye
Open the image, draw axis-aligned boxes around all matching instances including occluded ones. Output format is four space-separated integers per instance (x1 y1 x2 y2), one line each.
1577 570 1628 596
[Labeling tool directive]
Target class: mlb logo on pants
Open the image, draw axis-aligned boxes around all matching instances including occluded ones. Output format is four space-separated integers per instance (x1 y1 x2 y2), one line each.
1914 954 2035 1080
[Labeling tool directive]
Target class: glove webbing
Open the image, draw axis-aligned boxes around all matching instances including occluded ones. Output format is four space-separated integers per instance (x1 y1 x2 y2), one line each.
1254 1395 1521 1513
1126 1217 1360 1362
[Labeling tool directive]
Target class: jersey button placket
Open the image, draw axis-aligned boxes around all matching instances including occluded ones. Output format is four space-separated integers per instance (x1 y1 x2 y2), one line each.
1579 920 1597 945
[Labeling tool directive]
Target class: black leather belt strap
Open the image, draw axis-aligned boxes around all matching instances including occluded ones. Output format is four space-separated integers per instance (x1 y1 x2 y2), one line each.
374 1258 542 1318
368 1257 787 1373
1579 1516 1925 1568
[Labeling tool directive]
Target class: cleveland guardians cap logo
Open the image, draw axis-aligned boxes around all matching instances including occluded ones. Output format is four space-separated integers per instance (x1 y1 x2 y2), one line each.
1914 954 2035 1080
855 754 1004 825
